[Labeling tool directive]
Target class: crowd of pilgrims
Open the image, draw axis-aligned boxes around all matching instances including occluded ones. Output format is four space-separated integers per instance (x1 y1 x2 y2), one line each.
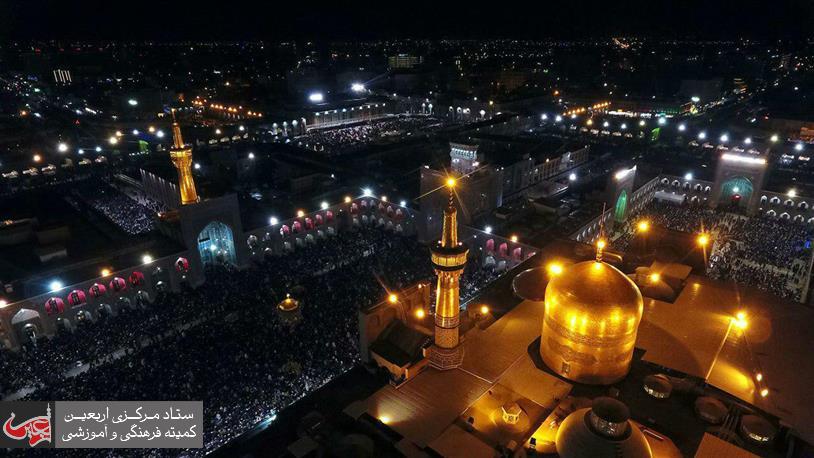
611 200 814 300
294 116 443 154
1 227 501 457
71 181 163 235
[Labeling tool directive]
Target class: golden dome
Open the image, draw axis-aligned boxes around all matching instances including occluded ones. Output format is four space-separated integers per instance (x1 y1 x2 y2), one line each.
546 261 643 318
541 260 644 385
277 295 300 312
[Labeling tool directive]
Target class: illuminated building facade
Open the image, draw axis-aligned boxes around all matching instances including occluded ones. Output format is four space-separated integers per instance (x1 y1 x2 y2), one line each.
540 254 644 385
429 180 469 369
169 112 199 206
710 151 768 214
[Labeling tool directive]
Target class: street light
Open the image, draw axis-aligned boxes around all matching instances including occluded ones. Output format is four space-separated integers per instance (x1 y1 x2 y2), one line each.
770 134 779 143
269 217 279 226
484 226 493 234
637 221 650 233
351 83 366 92
49 280 63 292
697 234 710 247
684 172 693 180
142 254 153 264
698 131 707 140
308 92 324 103
108 136 118 145
57 142 68 153
678 123 686 132
320 201 329 210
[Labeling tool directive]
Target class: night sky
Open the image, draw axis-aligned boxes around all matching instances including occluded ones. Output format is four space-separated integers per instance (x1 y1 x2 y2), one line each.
1 0 812 41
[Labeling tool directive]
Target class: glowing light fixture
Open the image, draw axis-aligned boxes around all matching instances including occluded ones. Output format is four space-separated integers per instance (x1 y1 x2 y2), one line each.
547 262 564 276
637 221 650 233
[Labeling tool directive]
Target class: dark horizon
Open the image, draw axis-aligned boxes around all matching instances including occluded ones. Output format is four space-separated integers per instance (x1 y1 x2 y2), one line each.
2 0 813 42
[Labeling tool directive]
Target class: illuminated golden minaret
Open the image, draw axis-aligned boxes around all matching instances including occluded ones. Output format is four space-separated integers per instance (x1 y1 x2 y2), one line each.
169 110 199 205
429 177 469 370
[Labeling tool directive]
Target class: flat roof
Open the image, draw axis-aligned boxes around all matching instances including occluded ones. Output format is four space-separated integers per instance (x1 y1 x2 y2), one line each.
362 368 491 448
694 433 759 458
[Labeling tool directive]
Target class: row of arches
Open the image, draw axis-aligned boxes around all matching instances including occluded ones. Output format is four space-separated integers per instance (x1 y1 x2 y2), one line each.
349 201 406 220
763 210 814 224
352 216 404 232
279 211 336 236
661 177 713 194
760 195 811 210
484 239 525 261
12 290 155 343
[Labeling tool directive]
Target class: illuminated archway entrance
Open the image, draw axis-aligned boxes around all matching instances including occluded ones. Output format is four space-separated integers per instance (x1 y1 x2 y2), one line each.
198 221 236 265
720 176 753 207
614 190 628 223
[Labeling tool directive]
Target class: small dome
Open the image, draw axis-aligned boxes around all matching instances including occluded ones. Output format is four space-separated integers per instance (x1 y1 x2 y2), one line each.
547 261 643 318
694 397 727 424
556 398 652 458
740 415 776 445
643 374 673 399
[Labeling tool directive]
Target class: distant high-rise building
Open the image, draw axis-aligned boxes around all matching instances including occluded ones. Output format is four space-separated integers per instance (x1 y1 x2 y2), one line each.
388 54 423 70
52 69 72 84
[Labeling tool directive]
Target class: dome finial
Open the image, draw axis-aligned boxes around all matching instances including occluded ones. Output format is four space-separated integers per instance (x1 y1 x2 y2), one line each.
595 238 606 262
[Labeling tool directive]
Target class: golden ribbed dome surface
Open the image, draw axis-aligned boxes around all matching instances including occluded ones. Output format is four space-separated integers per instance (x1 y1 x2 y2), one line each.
540 260 644 385
546 261 643 317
